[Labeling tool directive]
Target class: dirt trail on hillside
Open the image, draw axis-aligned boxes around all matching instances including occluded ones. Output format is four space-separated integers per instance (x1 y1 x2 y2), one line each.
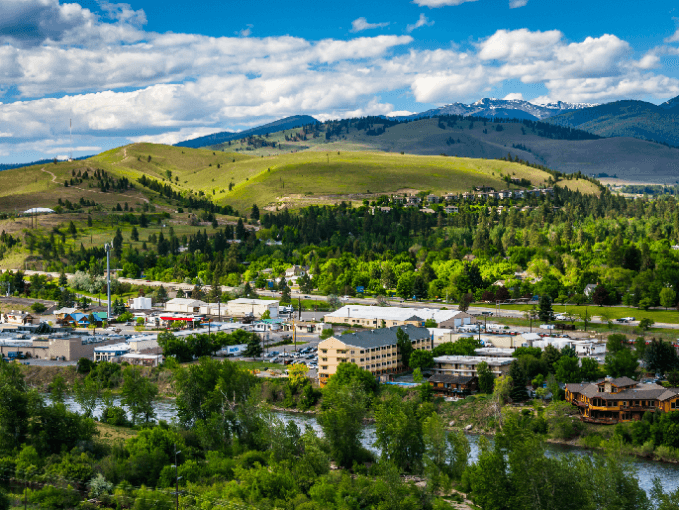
42 166 150 204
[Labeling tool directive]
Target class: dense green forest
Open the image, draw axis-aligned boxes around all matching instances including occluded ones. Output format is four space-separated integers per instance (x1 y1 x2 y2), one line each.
12 185 679 313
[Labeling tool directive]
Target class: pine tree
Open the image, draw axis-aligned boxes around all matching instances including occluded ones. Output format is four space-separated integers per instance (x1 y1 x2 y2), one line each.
251 203 260 221
509 360 528 402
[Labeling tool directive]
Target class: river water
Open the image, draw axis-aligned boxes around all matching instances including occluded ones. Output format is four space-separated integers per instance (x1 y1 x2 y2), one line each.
58 397 679 496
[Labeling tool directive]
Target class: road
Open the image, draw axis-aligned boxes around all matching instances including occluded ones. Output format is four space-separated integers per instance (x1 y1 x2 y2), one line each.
5 269 679 330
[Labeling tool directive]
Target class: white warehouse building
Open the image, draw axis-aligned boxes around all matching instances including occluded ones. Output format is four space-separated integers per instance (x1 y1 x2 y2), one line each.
226 298 279 318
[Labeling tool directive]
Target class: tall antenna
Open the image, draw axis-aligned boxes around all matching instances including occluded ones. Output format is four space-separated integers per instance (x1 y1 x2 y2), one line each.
69 118 73 162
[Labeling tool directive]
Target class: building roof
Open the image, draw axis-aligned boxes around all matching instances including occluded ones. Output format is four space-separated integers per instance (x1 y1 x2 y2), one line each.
566 381 679 400
599 376 637 387
325 305 468 324
94 342 130 353
228 298 279 306
434 355 513 366
331 325 430 350
166 298 207 306
53 307 80 315
428 374 476 385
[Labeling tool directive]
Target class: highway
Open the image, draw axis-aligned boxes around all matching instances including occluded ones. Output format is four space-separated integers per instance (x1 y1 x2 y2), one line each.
5 269 679 330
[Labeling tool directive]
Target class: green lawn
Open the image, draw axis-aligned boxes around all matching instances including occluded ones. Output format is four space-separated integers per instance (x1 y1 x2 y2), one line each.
472 303 679 324
232 360 287 371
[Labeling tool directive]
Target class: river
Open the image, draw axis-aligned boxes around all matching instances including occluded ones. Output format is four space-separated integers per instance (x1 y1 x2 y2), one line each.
58 396 679 496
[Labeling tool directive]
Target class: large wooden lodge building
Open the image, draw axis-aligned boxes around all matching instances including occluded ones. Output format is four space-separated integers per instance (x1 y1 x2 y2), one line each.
565 376 679 424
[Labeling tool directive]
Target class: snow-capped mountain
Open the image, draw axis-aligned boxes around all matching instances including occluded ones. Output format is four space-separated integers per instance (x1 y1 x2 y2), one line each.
392 98 599 121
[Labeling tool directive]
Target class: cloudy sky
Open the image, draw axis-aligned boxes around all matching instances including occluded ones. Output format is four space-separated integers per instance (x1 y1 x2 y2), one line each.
0 0 678 163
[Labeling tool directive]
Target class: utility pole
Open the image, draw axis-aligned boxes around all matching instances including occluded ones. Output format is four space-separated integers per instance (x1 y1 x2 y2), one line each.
105 243 111 322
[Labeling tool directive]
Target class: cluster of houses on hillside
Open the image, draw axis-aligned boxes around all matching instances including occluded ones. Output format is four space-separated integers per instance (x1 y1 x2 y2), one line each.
371 187 555 215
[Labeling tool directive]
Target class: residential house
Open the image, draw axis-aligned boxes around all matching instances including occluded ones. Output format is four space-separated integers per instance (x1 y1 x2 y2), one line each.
444 206 459 214
1 311 35 325
565 377 679 424
432 355 513 378
426 194 440 204
428 374 478 396
584 284 598 297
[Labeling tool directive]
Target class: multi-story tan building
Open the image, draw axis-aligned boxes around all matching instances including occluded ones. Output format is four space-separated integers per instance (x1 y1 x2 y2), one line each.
432 355 513 378
317 325 433 385
324 305 475 329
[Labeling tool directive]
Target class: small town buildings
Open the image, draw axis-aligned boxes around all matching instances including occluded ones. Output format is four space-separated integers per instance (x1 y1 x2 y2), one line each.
165 298 207 313
226 298 279 318
130 297 153 310
428 374 478 396
285 265 309 278
432 355 513 378
317 325 433 384
426 194 440 204
53 307 82 320
94 342 130 362
565 377 679 424
120 352 164 367
444 206 458 214
1 311 35 325
324 305 475 329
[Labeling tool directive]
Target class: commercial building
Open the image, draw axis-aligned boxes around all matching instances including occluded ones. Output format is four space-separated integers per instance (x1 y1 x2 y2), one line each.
226 298 279 318
432 355 513 378
130 297 153 310
324 305 475 329
565 377 679 424
94 342 130 362
317 325 433 385
165 298 207 313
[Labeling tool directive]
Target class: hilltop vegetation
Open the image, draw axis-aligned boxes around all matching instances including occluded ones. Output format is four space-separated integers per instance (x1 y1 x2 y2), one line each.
215 114 679 183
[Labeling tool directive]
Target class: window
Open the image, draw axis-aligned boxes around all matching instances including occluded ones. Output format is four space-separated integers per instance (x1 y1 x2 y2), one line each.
321 366 328 370
321 349 327 354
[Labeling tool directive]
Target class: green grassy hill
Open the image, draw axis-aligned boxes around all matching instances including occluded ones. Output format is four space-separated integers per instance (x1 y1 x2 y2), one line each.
215 115 679 183
0 139 592 218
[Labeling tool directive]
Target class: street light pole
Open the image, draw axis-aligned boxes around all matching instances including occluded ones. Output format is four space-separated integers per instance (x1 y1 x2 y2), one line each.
104 243 111 322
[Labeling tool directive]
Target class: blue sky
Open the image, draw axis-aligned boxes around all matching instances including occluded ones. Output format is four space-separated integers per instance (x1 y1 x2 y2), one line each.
0 0 678 163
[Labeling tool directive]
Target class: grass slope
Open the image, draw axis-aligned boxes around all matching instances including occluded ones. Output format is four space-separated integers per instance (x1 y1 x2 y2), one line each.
216 116 679 184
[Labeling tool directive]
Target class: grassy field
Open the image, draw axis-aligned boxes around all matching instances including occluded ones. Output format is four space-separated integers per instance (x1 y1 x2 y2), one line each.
96 421 138 444
472 303 679 324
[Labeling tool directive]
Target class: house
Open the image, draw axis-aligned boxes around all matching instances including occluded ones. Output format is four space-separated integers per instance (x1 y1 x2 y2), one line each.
391 196 406 204
428 374 478 396
1 311 35 325
53 307 82 320
407 196 422 205
584 284 598 297
371 206 392 215
421 208 436 214
443 193 457 202
65 312 107 327
426 194 440 204
462 192 474 200
444 206 458 214
565 377 679 424
317 325 433 385
285 265 308 278
165 298 207 313
432 355 513 378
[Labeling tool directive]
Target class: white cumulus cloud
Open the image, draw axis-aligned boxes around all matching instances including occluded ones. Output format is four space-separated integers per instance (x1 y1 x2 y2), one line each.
509 0 529 8
350 17 390 33
413 0 478 7
406 14 434 33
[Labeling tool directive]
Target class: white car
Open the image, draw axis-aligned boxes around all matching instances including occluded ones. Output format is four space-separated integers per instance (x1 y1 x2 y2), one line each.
621 317 636 322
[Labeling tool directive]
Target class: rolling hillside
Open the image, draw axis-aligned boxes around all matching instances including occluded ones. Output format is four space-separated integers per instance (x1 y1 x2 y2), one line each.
0 141 580 217
214 116 679 183
547 99 679 147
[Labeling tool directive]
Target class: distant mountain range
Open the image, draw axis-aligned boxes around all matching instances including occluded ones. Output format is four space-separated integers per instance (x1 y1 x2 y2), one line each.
546 99 679 147
175 115 318 149
391 98 598 121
